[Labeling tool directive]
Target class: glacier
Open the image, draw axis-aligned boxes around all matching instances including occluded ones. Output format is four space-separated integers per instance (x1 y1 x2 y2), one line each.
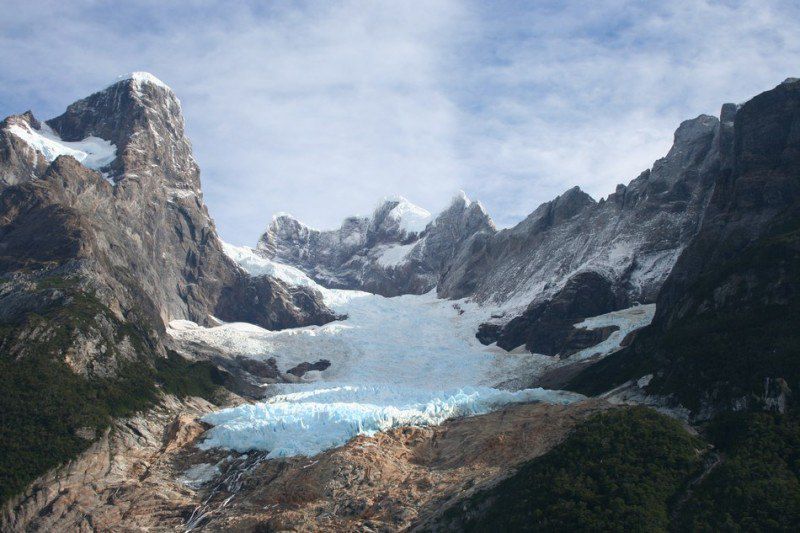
168 244 654 458
200 384 584 458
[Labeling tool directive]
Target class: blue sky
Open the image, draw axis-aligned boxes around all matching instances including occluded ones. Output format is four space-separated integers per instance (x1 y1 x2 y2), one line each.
1 0 799 244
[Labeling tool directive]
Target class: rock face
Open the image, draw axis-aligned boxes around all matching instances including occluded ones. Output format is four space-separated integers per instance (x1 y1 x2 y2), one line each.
0 74 336 512
436 113 719 354
440 114 720 310
0 72 335 378
258 113 719 355
259 193 495 296
568 79 800 418
484 272 619 355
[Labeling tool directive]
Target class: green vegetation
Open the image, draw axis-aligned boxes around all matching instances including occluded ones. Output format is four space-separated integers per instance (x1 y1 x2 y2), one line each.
435 407 704 532
432 408 800 532
0 284 226 505
677 412 800 531
0 349 153 503
155 350 228 401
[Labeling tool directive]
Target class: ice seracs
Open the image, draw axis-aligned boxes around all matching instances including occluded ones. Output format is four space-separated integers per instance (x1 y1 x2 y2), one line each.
199 384 584 458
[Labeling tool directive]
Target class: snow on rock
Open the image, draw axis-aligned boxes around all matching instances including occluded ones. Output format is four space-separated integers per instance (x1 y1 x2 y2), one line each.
200 384 583 458
375 242 416 268
116 71 172 91
221 242 319 288
569 303 656 360
177 463 220 489
8 122 116 170
385 196 432 234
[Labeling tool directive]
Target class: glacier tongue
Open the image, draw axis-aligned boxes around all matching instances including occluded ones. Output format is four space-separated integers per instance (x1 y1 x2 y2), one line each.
172 244 651 459
200 384 583 458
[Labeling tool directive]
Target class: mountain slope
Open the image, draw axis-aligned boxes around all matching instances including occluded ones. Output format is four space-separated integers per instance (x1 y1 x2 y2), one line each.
259 113 719 356
0 73 335 504
568 78 800 418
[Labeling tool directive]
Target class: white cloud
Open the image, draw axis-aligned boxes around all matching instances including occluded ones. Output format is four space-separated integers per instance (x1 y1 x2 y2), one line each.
1 0 798 241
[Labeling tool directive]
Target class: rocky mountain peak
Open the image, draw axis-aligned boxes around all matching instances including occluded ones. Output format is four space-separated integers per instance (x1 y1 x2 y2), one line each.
369 196 432 241
670 114 719 149
256 191 494 296
514 186 595 234
0 71 335 339
45 72 195 188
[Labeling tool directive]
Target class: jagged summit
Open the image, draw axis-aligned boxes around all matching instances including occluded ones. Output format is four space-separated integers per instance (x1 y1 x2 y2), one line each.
0 71 183 187
258 191 495 296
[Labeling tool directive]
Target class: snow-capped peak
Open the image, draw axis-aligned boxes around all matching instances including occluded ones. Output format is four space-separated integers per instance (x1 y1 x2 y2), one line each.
272 211 300 222
454 189 472 205
383 196 432 234
116 71 172 91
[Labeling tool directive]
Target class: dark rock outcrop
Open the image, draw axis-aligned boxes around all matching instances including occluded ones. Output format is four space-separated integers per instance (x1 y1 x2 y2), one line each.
568 78 800 418
479 272 619 356
287 359 331 377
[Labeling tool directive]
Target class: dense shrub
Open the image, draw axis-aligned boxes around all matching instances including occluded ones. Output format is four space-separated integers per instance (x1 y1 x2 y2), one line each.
676 412 800 531
434 407 704 532
0 286 225 504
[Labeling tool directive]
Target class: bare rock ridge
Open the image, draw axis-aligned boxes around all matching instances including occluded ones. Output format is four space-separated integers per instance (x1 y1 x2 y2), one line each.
260 112 722 354
0 72 335 379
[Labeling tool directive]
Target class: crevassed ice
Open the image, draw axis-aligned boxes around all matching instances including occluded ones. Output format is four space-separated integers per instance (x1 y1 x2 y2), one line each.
200 384 584 458
8 123 117 170
185 246 655 459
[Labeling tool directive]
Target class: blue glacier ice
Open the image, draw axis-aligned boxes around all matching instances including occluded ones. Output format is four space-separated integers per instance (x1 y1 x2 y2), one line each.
199 384 584 458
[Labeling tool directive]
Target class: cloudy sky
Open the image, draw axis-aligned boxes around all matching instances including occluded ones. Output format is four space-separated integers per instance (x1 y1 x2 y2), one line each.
1 0 798 244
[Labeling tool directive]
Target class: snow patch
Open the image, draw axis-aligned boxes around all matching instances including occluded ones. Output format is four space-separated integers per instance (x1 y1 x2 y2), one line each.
8 123 117 170
177 463 220 489
221 242 318 288
200 384 583 457
570 304 656 360
386 197 432 234
376 242 416 267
